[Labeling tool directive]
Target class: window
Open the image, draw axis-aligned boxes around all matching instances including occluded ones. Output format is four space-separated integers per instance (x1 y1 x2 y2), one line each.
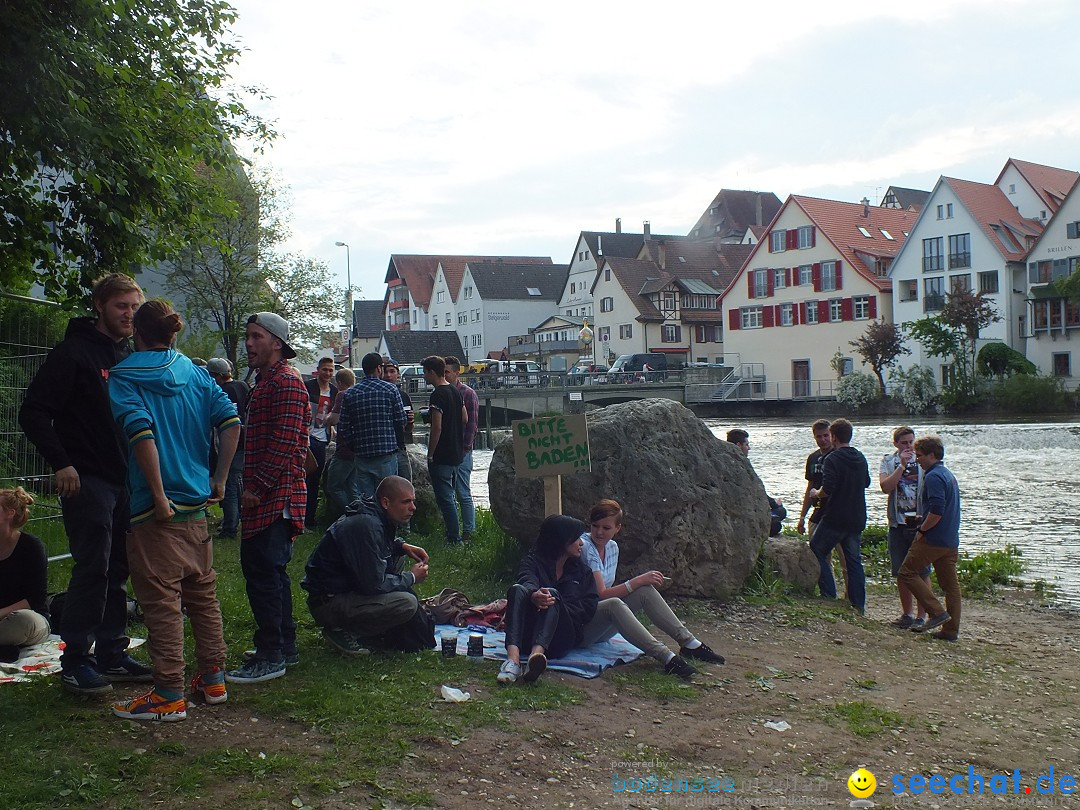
924 277 945 312
471 334 481 347
853 295 871 320
694 325 721 342
661 324 682 342
605 268 611 282
978 271 999 294
753 269 769 298
922 237 943 272
578 251 584 261
526 287 541 297
619 324 633 340
798 265 813 286
464 285 473 299
412 310 417 323
741 306 763 329
950 274 971 293
829 299 843 322
1009 183 1016 194
600 297 614 312
472 309 480 322
773 268 787 289
899 279 918 302
770 231 786 252
797 226 814 248
840 357 854 376
936 205 944 220
946 203 954 218
598 326 610 342
445 311 450 324
948 233 971 268
820 261 837 291
1067 222 1080 239
780 302 794 326
584 250 590 260
858 226 873 238
432 315 438 327
458 313 467 325
804 301 819 325
437 291 445 303
662 291 677 311
880 229 895 240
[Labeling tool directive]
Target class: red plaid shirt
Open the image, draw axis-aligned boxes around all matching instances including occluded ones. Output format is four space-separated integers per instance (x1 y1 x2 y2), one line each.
242 359 311 539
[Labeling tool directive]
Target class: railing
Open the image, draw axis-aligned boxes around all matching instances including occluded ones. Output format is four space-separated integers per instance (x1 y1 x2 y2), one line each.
922 256 943 272
924 294 945 313
703 377 838 402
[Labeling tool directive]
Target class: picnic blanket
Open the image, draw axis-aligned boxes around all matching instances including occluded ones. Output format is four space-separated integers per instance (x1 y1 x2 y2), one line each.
435 624 643 679
0 636 146 685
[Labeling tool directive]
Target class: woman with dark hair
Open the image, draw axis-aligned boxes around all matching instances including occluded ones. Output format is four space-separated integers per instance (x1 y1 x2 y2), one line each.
498 515 598 684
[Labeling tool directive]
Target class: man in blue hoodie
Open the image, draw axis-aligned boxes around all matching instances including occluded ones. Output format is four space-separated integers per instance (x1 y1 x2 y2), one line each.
107 300 240 721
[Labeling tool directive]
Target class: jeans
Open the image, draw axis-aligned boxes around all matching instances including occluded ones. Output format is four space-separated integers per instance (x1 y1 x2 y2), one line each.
305 437 328 527
323 453 359 516
454 451 476 534
354 452 398 501
58 474 131 670
429 461 461 543
503 584 577 659
396 446 412 481
220 454 243 536
810 524 866 612
239 518 297 662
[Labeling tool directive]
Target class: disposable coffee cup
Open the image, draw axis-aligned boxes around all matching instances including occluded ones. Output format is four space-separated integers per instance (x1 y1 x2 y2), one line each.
441 631 457 658
904 512 919 527
466 632 483 658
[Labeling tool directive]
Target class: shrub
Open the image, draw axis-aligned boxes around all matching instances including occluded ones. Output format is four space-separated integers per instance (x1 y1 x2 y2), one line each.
992 374 1069 413
835 371 880 410
977 342 1036 377
956 544 1025 594
889 366 938 414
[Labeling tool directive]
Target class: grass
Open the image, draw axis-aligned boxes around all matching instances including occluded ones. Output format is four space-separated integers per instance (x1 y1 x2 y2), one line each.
824 700 906 737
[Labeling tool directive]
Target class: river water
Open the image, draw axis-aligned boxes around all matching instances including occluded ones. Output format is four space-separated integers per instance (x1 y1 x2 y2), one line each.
469 415 1080 605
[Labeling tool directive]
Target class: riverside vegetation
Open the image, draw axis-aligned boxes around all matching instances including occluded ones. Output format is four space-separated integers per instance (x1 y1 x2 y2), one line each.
3 507 1072 809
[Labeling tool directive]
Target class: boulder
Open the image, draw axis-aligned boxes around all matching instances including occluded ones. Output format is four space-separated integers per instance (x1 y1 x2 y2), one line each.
762 536 819 594
405 445 442 536
487 399 769 598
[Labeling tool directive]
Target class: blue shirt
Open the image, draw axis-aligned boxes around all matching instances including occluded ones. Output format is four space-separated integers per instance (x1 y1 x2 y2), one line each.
337 375 406 458
920 461 960 548
580 532 619 588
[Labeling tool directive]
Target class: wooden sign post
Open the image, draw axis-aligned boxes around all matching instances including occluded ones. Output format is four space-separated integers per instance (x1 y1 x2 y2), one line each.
511 413 591 517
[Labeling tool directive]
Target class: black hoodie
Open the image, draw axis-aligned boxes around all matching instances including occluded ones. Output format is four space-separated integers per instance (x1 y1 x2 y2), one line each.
19 317 130 484
818 445 871 533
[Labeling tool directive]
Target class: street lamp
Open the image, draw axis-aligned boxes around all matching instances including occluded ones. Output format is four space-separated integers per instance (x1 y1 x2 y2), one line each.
335 241 352 366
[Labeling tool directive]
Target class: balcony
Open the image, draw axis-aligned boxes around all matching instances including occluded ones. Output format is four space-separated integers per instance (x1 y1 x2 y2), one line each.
922 256 943 272
924 294 945 313
389 322 411 331
949 252 971 269
388 299 409 311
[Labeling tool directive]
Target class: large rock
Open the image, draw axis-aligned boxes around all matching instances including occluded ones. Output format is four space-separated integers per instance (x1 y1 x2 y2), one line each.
488 399 769 598
762 536 819 594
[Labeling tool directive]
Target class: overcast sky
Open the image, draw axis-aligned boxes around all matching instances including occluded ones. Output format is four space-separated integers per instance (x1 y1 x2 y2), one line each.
227 0 1080 313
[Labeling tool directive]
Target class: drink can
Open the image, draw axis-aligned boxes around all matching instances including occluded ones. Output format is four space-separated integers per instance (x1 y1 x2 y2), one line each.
441 631 457 657
467 632 483 658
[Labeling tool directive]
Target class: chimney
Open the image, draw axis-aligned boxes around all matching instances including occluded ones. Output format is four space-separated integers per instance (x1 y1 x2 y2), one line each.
755 194 763 225
658 239 666 270
643 220 651 240
861 197 870 217
597 234 603 256
615 217 622 234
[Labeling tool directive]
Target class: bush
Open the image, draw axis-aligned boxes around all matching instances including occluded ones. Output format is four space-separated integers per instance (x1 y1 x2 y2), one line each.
835 371 880 410
977 342 1036 377
956 544 1025 594
889 365 938 414
992 374 1070 413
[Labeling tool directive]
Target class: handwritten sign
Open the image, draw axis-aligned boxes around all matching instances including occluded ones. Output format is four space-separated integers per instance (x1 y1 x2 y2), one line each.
512 413 590 478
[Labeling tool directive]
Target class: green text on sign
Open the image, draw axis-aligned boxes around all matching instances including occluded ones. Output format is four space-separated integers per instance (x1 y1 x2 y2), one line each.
512 413 591 478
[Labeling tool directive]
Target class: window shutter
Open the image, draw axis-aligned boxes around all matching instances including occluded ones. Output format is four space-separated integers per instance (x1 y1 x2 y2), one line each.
762 306 775 328
796 303 804 325
812 263 822 292
810 227 816 247
674 325 682 342
768 235 775 253
748 273 755 297
817 300 829 322
1068 222 1078 239
729 309 740 330
785 268 793 286
841 298 853 321
1029 262 1038 283
835 261 843 290
869 296 877 318
767 272 775 298
786 229 797 250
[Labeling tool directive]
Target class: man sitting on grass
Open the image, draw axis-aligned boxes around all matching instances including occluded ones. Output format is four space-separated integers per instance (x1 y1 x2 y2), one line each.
301 476 435 654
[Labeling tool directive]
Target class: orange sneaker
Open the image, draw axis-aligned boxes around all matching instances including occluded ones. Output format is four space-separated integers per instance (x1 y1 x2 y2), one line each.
112 689 187 722
191 671 228 705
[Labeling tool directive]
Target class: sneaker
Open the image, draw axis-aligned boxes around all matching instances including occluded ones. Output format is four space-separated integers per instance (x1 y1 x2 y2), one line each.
322 628 371 657
112 689 187 722
663 655 695 680
912 611 950 633
680 643 725 665
243 649 300 667
497 659 522 684
61 663 113 696
191 671 228 704
98 654 154 683
521 652 547 683
910 617 926 631
893 614 915 629
225 657 286 684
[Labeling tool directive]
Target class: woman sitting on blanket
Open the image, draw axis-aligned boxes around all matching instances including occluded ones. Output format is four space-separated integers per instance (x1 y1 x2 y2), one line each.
498 515 598 684
0 488 51 659
578 499 725 678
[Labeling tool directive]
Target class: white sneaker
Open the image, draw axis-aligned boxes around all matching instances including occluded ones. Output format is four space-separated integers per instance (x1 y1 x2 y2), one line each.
497 659 522 684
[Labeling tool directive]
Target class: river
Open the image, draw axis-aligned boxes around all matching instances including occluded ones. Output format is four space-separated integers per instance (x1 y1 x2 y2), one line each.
468 415 1080 605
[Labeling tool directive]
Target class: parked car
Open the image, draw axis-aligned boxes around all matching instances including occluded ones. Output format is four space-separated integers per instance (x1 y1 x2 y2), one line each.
609 353 667 383
399 363 433 393
568 363 609 385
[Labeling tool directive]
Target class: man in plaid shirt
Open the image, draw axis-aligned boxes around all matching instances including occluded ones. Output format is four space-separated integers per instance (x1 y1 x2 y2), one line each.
337 352 406 501
226 312 311 685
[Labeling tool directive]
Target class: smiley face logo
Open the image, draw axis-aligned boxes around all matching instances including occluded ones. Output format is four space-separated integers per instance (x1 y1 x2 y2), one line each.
847 768 877 799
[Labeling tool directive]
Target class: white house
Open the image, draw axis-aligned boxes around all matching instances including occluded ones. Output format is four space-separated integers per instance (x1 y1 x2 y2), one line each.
1022 179 1080 384
720 195 918 398
995 158 1078 225
889 177 1045 384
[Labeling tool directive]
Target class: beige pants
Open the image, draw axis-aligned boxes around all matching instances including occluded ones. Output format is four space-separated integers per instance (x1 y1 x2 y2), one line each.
0 609 51 648
581 586 693 662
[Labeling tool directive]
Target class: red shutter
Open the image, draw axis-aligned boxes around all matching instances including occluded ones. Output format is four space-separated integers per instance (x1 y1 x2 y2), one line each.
835 260 843 290
841 298 853 321
817 300 829 323
767 272 775 298
748 273 755 298
786 229 797 249
810 228 816 247
774 304 782 325
812 263 822 292
785 268 793 286
799 302 807 324
869 296 878 318
729 309 740 331
762 306 774 328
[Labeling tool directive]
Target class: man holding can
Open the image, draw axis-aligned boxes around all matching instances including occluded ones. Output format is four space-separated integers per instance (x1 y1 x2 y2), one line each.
301 476 434 655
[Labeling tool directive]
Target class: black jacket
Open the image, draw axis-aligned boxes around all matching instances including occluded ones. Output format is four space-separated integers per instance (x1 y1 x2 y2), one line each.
516 551 598 639
819 446 871 533
19 317 130 484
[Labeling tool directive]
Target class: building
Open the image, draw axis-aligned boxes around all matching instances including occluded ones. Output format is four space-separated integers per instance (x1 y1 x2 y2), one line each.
507 314 586 370
995 158 1078 225
687 189 782 243
376 330 468 365
720 195 918 398
351 299 384 362
880 186 930 211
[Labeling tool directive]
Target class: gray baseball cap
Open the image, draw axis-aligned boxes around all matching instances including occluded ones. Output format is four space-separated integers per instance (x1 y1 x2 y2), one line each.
247 312 297 359
206 358 232 375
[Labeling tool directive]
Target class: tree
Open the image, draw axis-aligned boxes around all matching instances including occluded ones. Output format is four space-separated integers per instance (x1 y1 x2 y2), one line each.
0 0 274 301
940 289 1000 377
850 319 910 394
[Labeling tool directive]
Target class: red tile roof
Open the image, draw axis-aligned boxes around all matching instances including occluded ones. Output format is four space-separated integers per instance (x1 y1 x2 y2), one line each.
944 177 1044 261
995 158 1079 215
382 254 552 310
595 257 666 321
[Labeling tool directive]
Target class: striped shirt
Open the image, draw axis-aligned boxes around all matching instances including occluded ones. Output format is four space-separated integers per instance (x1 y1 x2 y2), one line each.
580 533 620 588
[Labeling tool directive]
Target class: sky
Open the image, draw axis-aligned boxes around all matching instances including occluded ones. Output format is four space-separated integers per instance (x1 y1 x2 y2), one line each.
225 0 1080 313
